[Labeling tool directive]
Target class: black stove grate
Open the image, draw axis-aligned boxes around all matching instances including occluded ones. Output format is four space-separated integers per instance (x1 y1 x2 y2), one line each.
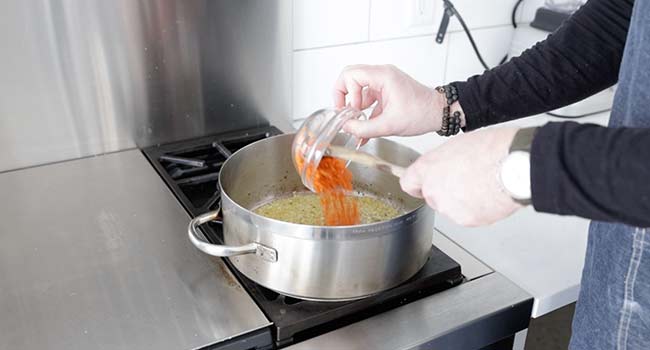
142 126 463 349
144 126 280 216
198 219 462 347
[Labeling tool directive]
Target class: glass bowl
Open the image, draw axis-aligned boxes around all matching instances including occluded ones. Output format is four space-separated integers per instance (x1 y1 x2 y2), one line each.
292 107 366 192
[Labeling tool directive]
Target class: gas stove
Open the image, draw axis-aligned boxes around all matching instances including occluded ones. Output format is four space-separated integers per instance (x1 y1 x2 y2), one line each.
143 126 464 349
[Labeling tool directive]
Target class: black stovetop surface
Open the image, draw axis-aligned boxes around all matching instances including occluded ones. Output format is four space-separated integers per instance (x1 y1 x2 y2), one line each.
142 126 463 349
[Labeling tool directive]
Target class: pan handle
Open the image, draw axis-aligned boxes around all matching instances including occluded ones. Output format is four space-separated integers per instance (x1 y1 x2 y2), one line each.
188 208 278 262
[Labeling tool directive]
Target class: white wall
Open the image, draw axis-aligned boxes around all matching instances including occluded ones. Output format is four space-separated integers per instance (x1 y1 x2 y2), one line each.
291 0 546 151
292 0 546 126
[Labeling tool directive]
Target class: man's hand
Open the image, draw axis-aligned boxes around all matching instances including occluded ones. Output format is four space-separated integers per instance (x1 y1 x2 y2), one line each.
400 127 524 227
334 64 451 138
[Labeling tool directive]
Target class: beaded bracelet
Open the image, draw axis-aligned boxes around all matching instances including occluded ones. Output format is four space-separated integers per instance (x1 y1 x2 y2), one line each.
435 85 462 137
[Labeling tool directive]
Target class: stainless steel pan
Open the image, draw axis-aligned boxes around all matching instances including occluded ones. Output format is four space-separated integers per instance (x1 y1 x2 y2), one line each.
188 134 434 301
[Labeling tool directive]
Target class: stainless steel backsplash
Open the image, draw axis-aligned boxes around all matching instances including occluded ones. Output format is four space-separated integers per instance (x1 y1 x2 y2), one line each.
0 0 292 172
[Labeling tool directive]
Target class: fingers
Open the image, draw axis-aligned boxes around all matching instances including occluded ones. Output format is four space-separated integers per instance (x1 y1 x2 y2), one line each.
333 89 346 108
343 117 389 139
400 164 424 198
347 82 363 110
342 99 387 138
333 65 386 108
368 102 383 119
360 88 378 110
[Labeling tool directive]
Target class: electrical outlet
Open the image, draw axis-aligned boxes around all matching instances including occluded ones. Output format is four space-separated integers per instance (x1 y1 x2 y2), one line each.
411 0 436 27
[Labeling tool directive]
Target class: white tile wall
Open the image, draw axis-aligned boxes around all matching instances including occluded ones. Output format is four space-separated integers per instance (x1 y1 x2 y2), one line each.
293 35 448 120
290 0 542 134
368 0 524 41
293 0 370 50
444 26 516 83
444 0 525 32
369 0 439 40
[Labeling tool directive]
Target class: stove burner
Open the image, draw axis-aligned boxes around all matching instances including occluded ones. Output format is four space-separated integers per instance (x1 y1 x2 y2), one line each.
237 245 462 346
144 127 277 215
142 126 463 349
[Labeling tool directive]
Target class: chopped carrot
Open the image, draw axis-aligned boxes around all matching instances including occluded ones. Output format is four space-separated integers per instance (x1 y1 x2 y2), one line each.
295 153 360 226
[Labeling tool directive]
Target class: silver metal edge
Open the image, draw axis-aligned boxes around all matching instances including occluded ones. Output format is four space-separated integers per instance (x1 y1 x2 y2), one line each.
433 229 494 281
285 272 533 350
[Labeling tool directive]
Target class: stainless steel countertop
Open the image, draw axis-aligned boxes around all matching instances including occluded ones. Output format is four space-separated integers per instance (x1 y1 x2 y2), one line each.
285 233 532 350
0 150 270 350
286 272 532 350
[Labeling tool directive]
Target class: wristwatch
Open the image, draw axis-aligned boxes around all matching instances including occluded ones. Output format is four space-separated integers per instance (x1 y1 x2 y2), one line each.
499 127 537 205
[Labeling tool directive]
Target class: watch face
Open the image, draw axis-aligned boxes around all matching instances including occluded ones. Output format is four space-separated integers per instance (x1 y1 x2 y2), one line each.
500 151 531 200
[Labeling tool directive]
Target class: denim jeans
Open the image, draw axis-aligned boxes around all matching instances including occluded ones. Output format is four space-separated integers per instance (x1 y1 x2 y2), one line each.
570 223 650 349
569 1 650 348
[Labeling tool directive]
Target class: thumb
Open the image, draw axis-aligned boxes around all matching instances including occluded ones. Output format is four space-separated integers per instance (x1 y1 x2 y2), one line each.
343 118 388 139
343 103 388 138
399 165 423 198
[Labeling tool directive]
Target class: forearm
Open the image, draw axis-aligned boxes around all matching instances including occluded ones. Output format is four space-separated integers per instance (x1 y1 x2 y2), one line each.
531 122 650 227
454 0 632 130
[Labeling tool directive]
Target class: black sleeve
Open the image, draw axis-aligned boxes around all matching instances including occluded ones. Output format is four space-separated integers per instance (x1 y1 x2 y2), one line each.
531 122 650 227
454 0 633 130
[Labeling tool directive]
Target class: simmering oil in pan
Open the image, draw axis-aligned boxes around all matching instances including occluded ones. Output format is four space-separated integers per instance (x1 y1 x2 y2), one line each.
253 193 401 226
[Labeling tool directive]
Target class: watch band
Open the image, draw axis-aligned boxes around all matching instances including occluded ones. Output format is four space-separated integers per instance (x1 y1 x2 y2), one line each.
510 127 538 153
506 127 538 205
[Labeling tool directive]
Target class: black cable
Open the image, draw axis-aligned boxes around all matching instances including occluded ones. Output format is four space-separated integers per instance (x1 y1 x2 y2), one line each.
546 108 611 119
444 0 522 70
443 0 490 71
445 0 610 119
500 0 525 65
512 0 525 28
